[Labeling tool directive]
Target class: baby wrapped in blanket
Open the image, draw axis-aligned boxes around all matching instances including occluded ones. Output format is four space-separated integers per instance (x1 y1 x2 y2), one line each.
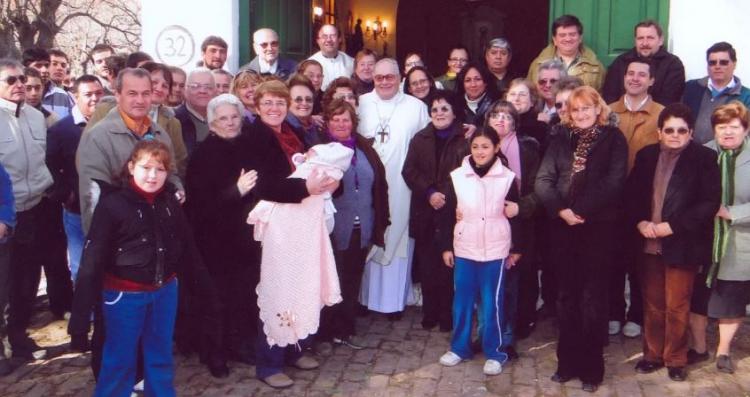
247 142 354 347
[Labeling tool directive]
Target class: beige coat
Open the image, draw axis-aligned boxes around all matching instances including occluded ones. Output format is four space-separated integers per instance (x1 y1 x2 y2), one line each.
528 44 606 91
609 96 664 173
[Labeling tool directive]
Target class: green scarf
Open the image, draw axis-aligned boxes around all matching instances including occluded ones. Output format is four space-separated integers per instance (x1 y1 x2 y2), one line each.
707 143 743 287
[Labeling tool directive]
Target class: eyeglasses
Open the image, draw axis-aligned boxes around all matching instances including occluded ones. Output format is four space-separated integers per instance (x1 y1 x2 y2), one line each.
257 41 279 49
537 78 559 86
187 83 215 91
293 96 314 104
448 57 468 64
405 61 423 68
259 100 287 108
708 59 731 66
1 75 27 86
374 74 397 83
409 78 430 87
489 112 513 121
430 106 451 114
662 127 690 135
554 102 564 109
333 93 356 101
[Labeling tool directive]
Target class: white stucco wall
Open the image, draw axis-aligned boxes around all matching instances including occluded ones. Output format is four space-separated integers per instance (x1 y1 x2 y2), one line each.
670 0 750 81
141 0 239 73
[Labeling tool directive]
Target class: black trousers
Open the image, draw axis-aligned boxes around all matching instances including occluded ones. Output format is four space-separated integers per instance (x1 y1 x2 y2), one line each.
414 235 453 328
608 226 643 324
7 199 72 343
552 220 613 384
320 228 368 339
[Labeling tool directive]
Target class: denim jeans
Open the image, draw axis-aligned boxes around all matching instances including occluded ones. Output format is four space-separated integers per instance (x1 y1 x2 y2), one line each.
255 319 312 379
96 279 178 397
450 257 508 362
62 210 84 283
501 264 520 349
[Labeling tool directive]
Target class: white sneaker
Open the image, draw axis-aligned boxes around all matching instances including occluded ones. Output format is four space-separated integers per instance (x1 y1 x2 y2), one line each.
622 321 642 338
483 359 502 375
133 379 144 391
608 320 621 335
439 351 462 367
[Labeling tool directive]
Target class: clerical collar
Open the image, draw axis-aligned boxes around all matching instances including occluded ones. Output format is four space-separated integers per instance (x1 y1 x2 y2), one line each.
259 58 278 74
186 103 207 123
624 95 650 112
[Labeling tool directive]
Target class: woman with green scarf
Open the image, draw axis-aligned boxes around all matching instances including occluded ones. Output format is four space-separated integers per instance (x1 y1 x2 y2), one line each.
700 101 750 374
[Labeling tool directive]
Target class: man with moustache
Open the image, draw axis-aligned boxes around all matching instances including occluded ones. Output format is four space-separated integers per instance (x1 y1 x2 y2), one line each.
357 58 430 319
528 14 605 91
308 24 354 91
607 58 665 339
199 36 228 70
241 28 297 80
603 20 685 104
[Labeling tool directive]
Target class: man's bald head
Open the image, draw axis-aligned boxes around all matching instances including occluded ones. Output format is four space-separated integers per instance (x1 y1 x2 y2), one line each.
373 58 400 100
253 28 280 64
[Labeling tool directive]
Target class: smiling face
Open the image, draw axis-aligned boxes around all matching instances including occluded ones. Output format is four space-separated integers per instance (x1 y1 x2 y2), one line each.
463 67 486 100
624 61 654 97
708 50 736 87
257 93 288 129
355 54 376 82
168 71 186 105
506 84 532 114
302 64 323 92
253 29 280 64
714 118 748 150
213 73 232 94
404 54 423 75
447 48 469 74
470 135 500 167
537 69 561 104
75 81 104 120
289 85 314 119
186 72 217 111
658 116 693 150
210 103 242 139
128 154 168 193
328 109 354 141
116 74 152 119
373 61 399 100
552 25 582 57
333 87 357 108
569 99 601 129
430 98 455 130
408 69 431 99
635 26 663 58
317 25 340 57
488 110 514 137
236 81 258 110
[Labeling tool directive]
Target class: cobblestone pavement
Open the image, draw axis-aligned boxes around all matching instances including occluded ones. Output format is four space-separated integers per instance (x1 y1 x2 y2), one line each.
2 304 750 396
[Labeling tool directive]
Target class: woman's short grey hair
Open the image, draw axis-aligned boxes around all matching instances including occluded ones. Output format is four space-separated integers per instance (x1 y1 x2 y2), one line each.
537 59 567 78
207 93 244 125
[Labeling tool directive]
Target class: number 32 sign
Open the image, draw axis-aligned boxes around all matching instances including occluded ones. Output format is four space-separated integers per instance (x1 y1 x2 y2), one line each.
155 25 195 67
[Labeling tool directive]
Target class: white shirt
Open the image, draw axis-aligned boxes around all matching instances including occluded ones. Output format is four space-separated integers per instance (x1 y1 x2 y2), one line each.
308 51 354 91
259 58 278 74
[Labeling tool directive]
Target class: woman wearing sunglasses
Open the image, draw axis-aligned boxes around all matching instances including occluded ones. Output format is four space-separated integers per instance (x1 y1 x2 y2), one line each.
286 74 322 148
626 103 720 382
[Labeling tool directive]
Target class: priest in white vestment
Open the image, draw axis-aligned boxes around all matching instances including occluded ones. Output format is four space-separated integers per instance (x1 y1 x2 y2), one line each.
357 58 430 316
308 24 354 91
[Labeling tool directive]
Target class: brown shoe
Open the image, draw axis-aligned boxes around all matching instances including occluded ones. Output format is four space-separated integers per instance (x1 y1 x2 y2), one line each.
262 373 294 388
293 355 320 370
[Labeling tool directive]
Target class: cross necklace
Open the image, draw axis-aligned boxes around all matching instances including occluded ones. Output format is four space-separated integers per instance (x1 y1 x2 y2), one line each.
374 95 401 143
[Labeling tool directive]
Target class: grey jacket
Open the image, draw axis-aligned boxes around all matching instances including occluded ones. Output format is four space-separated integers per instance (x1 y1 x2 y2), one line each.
0 98 53 211
707 138 750 280
76 106 183 233
239 56 297 80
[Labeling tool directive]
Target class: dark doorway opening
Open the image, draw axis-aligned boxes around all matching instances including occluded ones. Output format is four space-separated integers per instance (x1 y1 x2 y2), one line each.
396 0 549 79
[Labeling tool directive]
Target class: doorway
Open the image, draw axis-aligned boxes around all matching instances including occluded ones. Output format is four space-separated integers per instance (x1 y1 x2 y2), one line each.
396 0 549 78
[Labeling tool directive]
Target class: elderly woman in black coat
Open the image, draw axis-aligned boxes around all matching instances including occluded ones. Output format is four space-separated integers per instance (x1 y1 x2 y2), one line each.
402 90 469 331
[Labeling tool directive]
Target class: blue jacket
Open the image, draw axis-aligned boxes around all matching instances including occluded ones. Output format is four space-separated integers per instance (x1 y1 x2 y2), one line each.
0 163 15 242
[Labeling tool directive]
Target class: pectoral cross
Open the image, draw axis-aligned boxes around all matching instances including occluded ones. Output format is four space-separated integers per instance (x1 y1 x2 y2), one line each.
377 128 389 143
376 119 390 143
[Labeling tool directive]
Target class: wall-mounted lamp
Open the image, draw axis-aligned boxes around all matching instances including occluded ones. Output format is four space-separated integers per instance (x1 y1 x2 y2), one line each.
313 6 324 17
365 16 388 41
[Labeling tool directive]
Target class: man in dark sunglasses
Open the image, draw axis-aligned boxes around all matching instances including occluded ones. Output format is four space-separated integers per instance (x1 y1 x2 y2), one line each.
240 28 297 80
0 58 56 364
683 41 750 144
602 20 685 105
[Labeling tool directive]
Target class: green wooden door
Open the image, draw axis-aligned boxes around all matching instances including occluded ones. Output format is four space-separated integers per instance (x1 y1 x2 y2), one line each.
239 0 311 65
550 0 670 67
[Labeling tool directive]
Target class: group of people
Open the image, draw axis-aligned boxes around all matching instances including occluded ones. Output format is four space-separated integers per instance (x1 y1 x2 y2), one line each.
0 11 749 395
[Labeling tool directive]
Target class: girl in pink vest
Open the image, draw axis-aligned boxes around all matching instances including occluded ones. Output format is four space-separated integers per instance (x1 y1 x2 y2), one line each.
437 127 521 375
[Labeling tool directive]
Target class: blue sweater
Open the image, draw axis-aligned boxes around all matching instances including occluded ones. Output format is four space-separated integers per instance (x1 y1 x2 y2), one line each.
0 163 16 242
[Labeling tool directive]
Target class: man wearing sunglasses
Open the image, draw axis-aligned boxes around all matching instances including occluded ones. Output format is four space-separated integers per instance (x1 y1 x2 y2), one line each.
683 42 750 144
0 58 54 362
240 28 297 80
603 20 685 105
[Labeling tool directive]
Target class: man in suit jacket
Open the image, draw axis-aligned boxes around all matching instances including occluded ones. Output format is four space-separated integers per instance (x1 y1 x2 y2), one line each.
239 28 297 80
